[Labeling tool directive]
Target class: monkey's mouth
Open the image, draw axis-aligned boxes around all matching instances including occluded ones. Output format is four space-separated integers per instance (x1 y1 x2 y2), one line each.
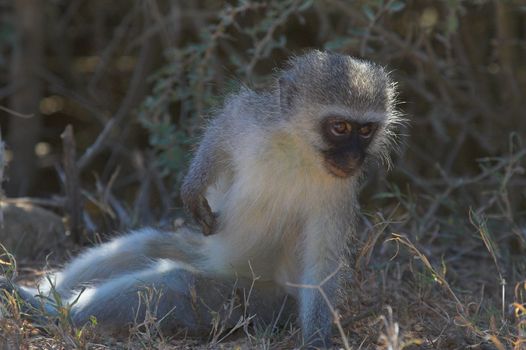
323 158 357 178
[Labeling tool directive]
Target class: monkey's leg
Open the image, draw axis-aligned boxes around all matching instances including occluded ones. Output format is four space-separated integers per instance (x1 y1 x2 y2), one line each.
41 227 203 298
65 260 293 335
298 267 339 348
297 219 349 348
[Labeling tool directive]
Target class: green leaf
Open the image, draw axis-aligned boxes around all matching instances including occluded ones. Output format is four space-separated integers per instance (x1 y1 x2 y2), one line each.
298 0 314 12
324 37 357 51
363 4 375 21
446 14 459 34
373 192 398 199
388 1 406 13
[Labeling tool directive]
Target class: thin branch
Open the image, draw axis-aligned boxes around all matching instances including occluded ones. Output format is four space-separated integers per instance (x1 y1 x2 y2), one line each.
0 132 4 228
61 125 83 243
245 0 302 76
0 105 34 119
77 31 154 171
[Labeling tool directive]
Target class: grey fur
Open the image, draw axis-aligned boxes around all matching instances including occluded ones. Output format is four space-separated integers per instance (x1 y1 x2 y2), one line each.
2 229 294 334
1 51 403 348
180 50 402 347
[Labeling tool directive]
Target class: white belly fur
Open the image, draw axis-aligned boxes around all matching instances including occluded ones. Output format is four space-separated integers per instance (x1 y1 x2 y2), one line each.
201 131 335 282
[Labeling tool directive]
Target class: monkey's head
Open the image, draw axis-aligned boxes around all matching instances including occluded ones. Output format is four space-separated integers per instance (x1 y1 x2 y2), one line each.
278 50 402 178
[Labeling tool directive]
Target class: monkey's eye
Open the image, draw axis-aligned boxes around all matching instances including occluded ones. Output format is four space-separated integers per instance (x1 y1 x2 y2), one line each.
358 123 376 138
329 121 352 136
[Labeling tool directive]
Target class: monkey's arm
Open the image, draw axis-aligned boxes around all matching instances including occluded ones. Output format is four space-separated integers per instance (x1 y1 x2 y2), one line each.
298 213 353 348
181 118 231 235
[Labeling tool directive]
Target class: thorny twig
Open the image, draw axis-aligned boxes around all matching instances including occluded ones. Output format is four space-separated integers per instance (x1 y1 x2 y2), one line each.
244 0 304 76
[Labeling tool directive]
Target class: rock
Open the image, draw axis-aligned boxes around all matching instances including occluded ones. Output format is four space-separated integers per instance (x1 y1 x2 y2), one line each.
0 202 67 260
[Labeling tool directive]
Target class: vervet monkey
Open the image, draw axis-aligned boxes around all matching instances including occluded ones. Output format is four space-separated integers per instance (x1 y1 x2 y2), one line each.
0 51 401 348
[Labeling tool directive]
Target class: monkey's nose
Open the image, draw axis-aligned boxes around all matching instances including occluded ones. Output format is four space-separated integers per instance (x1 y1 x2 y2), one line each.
324 157 358 178
346 154 364 170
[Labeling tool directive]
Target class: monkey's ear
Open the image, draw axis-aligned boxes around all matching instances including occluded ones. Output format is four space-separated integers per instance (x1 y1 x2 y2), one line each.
278 74 297 114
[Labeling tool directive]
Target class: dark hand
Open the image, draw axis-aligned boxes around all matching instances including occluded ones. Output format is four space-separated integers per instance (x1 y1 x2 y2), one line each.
182 192 217 235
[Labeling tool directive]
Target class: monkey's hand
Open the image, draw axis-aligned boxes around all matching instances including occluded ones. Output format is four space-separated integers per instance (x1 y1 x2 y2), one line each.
181 191 217 235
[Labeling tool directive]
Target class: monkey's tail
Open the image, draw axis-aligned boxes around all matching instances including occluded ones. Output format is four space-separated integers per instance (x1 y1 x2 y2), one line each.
0 275 58 323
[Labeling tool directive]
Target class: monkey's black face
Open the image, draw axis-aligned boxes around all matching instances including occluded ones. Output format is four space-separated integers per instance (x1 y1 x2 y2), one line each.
320 117 378 178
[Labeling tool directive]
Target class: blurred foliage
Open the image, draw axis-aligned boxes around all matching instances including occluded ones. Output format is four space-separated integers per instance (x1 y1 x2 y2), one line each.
0 0 526 220
0 1 526 347
0 0 525 232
